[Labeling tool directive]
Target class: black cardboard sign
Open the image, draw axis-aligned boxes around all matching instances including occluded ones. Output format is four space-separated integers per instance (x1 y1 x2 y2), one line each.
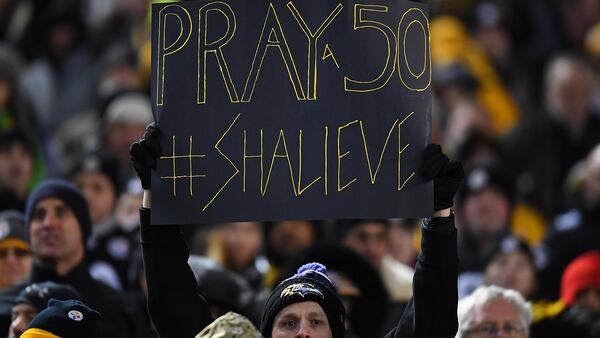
150 0 432 224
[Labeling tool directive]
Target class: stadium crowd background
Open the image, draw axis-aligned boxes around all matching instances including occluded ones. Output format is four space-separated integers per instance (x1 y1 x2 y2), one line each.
0 0 600 337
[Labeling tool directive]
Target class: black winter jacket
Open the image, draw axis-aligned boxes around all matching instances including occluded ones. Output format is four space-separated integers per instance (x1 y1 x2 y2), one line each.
140 208 458 338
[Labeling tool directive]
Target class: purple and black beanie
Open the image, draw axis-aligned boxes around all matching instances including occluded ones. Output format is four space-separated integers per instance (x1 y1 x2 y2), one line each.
261 263 345 338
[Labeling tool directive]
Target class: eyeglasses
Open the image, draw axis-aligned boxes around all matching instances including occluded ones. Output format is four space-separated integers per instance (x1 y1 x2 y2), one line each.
0 247 31 259
466 323 525 337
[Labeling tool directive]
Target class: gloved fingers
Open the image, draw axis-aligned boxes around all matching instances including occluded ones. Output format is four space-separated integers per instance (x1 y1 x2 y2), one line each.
130 137 155 189
130 140 157 169
141 137 161 160
143 144 158 169
419 156 448 179
144 122 160 137
446 161 465 182
142 122 162 159
129 142 144 163
418 149 449 179
143 122 161 143
142 122 162 140
421 144 442 161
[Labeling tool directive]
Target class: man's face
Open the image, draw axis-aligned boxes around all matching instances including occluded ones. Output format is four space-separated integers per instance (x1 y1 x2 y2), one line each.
343 222 387 268
272 301 332 338
0 243 31 289
547 62 590 126
220 222 262 270
387 223 415 265
0 143 34 198
105 122 146 165
466 298 525 338
462 187 510 238
270 221 315 259
484 252 536 299
29 198 84 265
74 172 117 225
9 303 37 338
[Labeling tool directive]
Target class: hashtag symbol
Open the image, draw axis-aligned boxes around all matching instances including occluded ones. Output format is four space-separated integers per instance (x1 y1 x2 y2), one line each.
160 136 206 196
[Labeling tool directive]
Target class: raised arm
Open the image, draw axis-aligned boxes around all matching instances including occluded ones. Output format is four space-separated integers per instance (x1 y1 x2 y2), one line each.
386 145 463 338
131 124 213 338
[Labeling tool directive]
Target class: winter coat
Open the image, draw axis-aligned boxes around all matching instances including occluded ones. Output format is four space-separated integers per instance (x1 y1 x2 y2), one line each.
140 208 458 338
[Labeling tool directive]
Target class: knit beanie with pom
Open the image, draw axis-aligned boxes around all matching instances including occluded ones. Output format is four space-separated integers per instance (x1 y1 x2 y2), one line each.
261 262 345 338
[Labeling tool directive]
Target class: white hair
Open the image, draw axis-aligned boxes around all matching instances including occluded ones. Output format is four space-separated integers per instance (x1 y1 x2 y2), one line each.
456 285 533 338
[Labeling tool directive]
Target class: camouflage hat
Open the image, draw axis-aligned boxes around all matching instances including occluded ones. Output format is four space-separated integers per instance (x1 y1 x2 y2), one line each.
195 312 262 338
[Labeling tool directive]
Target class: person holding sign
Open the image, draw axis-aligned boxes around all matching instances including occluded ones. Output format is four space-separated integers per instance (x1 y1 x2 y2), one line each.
130 124 464 338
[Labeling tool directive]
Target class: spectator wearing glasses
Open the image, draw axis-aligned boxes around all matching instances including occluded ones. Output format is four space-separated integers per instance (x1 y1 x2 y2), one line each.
0 210 31 290
456 285 532 338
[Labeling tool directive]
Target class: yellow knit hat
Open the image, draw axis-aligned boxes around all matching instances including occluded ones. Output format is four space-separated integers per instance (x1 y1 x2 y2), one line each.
20 328 61 338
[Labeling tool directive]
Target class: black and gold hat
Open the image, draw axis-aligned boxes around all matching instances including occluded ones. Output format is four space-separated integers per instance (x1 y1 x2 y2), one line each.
15 282 82 313
20 299 101 338
0 210 28 252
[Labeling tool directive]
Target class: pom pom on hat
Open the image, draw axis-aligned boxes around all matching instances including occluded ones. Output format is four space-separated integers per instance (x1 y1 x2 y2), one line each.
261 262 344 338
296 262 327 275
294 262 335 287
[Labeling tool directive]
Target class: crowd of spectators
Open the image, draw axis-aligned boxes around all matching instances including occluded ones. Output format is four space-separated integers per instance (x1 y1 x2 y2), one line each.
0 0 600 337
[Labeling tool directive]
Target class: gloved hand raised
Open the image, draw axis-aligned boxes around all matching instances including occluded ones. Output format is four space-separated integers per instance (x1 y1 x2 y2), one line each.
418 144 464 212
129 122 161 189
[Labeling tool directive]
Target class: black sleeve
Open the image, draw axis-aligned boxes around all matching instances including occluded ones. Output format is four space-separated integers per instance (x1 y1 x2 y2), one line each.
140 208 213 338
384 215 458 338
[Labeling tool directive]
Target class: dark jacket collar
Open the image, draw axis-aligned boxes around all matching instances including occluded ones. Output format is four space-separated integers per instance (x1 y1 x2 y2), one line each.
30 260 92 286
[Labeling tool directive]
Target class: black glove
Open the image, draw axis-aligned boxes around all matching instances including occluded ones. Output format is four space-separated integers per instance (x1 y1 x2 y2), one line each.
418 144 464 211
129 122 161 189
